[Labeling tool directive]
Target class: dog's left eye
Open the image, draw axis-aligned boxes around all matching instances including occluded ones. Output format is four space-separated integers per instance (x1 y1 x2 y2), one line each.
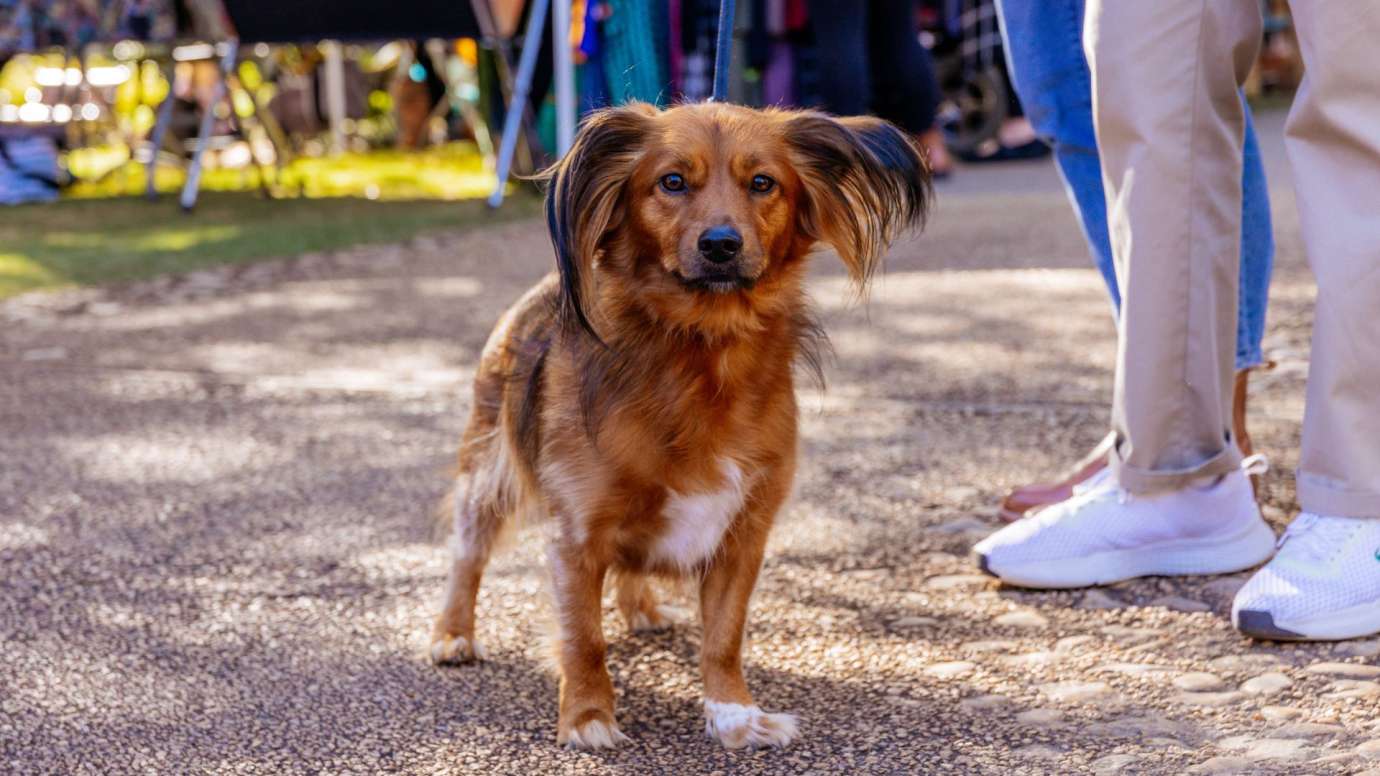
750 174 776 193
660 173 686 193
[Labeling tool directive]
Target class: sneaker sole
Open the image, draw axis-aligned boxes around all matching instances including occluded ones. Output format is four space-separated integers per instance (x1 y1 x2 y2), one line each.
977 518 1277 589
1235 601 1380 642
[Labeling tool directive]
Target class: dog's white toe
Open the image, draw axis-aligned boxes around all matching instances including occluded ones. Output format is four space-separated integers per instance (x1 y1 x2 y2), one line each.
628 603 687 633
704 700 798 748
562 718 630 749
430 635 486 665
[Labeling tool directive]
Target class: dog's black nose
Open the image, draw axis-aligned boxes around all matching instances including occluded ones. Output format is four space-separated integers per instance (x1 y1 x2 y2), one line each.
697 225 743 264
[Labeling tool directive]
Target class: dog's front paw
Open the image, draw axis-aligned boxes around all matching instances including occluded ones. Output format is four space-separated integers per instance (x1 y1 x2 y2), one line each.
704 700 798 748
558 711 630 749
430 633 486 665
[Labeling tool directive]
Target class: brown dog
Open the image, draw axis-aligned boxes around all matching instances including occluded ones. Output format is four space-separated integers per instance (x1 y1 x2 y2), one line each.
430 101 929 749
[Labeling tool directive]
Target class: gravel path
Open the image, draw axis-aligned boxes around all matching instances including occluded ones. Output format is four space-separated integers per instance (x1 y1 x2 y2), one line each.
4 144 1379 774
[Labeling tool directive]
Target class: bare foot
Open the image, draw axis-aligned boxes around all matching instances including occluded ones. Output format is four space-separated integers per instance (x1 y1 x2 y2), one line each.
997 116 1038 148
919 128 954 177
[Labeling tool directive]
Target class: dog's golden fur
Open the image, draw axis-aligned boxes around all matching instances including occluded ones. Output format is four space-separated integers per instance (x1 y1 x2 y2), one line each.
430 101 929 748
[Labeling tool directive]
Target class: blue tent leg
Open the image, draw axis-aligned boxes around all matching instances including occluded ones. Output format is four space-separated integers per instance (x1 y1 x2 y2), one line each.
145 62 176 201
487 0 550 209
180 40 238 213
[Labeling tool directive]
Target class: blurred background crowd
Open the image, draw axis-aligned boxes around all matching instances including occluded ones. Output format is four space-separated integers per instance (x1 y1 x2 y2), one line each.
0 0 1304 207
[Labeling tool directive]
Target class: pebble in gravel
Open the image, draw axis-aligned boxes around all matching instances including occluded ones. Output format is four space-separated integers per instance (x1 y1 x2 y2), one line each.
995 610 1049 629
1177 691 1246 707
1208 653 1283 673
1092 753 1140 774
889 616 938 630
1040 681 1112 704
962 639 1019 654
1173 672 1227 692
1240 672 1293 696
925 574 990 590
21 346 68 361
1271 722 1344 738
1189 756 1253 774
1078 590 1127 610
1260 706 1305 722
1306 661 1380 679
1055 635 1097 653
1015 708 1065 727
1325 680 1380 700
1148 596 1211 613
1240 738 1312 762
1002 651 1058 668
959 695 1011 713
1015 744 1062 761
1095 662 1172 678
1335 639 1380 658
924 661 976 679
1357 740 1380 758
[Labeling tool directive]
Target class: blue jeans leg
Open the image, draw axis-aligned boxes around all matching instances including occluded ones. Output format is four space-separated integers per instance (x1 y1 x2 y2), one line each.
996 0 1273 369
1237 109 1273 369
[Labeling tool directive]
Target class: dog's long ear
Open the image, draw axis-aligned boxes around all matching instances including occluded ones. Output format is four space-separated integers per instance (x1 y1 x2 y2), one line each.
784 113 931 290
537 102 657 341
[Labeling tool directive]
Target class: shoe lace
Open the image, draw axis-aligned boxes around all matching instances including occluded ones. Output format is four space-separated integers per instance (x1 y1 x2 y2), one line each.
1276 512 1359 564
1241 453 1270 478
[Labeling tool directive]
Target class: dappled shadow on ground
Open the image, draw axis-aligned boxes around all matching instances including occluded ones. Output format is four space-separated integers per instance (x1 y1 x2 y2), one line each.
0 180 1361 775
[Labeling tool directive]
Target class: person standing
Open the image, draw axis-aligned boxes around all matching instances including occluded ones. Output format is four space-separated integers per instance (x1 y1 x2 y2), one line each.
807 0 953 175
976 1 1380 642
992 0 1275 521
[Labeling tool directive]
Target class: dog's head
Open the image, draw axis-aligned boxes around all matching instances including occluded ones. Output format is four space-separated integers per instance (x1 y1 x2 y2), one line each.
542 102 930 339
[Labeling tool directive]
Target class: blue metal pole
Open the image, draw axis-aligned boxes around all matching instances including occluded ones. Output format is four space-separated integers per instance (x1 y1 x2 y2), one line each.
180 39 238 212
145 67 176 201
488 0 551 209
711 0 735 102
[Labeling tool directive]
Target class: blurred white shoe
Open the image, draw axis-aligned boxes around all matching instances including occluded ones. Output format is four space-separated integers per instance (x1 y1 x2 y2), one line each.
974 457 1276 589
1233 513 1380 641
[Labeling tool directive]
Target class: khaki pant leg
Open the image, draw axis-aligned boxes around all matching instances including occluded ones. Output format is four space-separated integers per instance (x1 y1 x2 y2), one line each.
1286 2 1380 518
1084 0 1262 493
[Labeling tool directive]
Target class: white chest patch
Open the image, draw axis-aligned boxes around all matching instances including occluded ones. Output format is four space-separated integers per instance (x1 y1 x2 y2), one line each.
652 459 747 569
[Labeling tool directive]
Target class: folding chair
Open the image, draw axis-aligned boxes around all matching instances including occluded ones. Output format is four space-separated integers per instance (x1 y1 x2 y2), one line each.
158 0 495 211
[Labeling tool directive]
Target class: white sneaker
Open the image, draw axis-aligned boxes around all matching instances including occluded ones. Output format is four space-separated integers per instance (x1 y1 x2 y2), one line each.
974 459 1276 589
1071 466 1113 496
1232 513 1380 641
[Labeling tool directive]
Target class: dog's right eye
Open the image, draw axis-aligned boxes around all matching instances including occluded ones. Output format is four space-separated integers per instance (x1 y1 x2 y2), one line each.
659 173 686 193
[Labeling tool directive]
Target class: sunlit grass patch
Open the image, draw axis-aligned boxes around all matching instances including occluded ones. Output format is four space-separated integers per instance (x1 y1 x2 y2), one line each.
0 191 540 299
0 253 68 298
66 142 500 202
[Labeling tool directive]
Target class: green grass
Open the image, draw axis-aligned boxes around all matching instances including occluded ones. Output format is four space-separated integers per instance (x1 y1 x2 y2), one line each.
0 190 541 299
0 141 544 299
69 143 506 202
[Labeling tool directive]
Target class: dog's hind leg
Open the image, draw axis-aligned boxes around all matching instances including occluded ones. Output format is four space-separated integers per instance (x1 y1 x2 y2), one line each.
430 434 515 665
614 572 680 633
430 489 500 664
